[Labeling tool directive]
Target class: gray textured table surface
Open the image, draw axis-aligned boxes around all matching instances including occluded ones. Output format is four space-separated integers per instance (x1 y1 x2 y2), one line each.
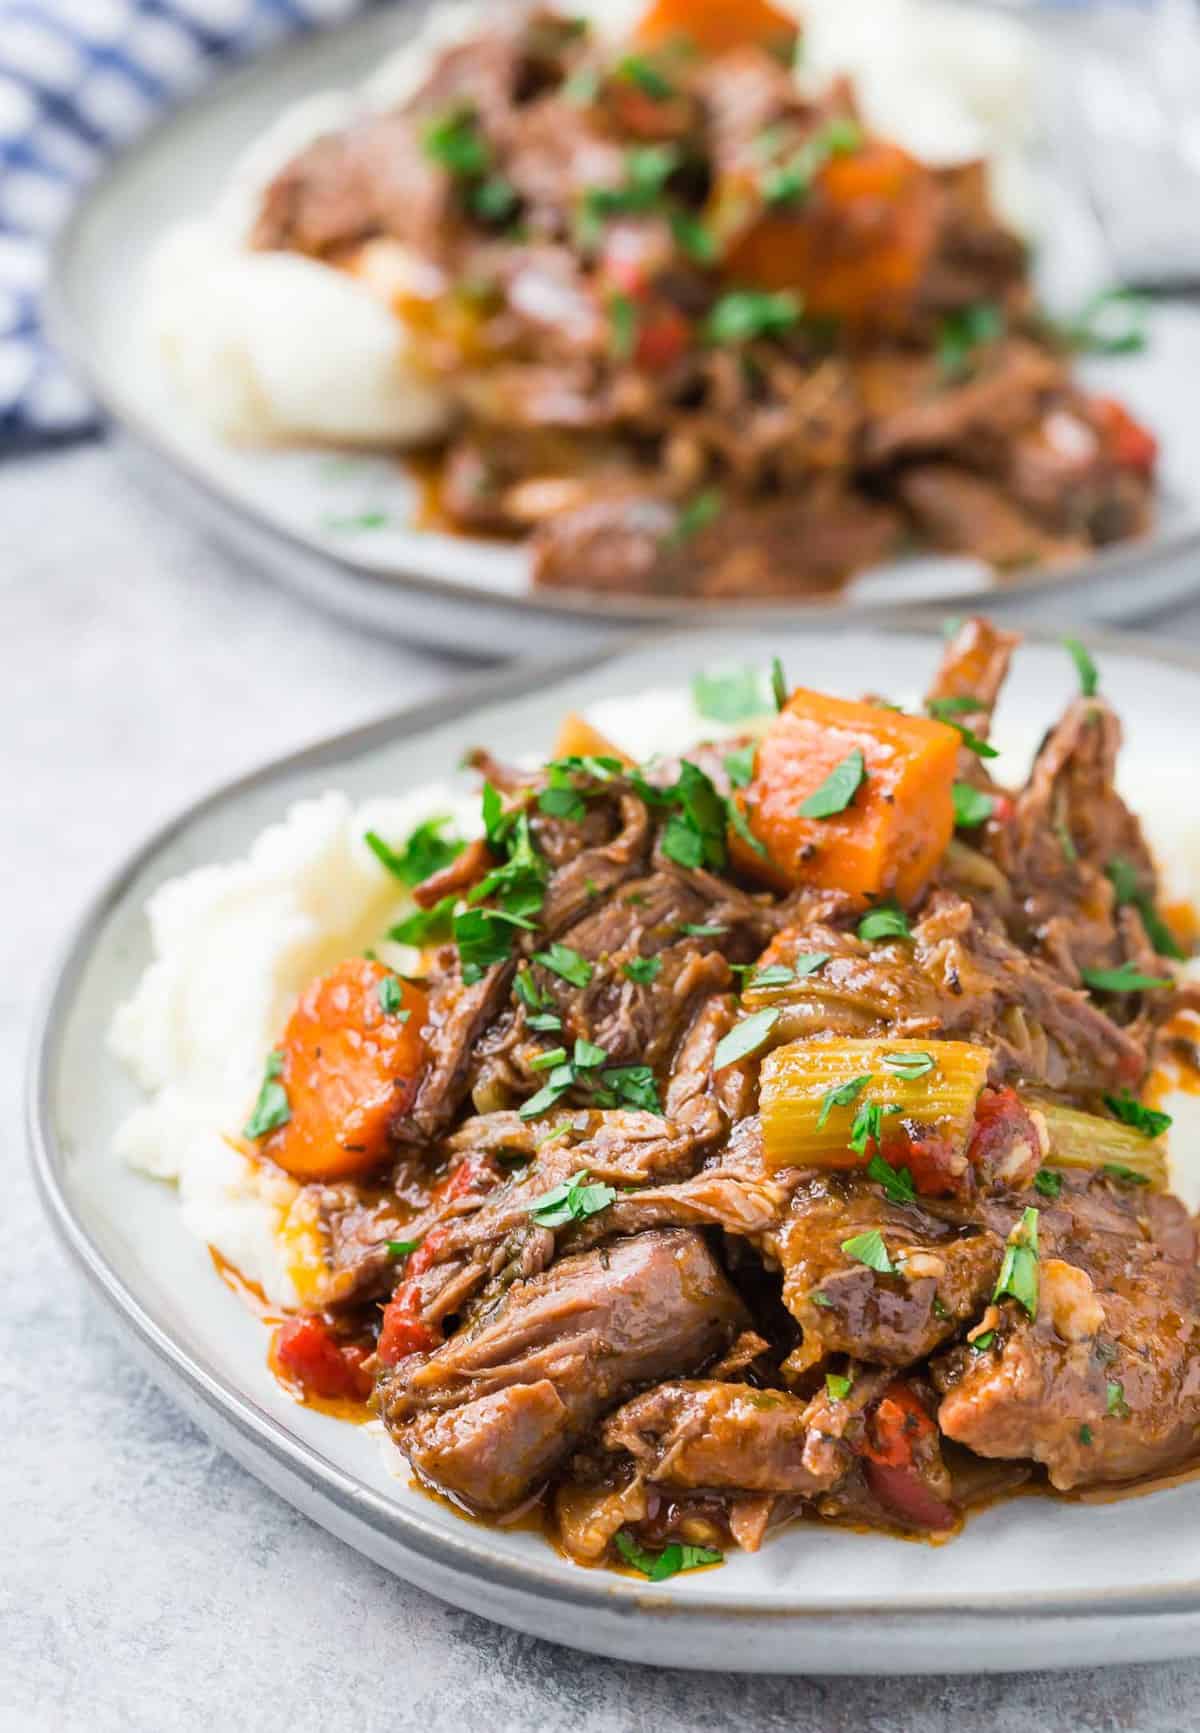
7 443 1200 1732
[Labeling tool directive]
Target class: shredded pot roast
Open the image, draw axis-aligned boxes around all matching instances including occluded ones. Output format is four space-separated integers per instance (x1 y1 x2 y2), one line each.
249 3 1158 599
244 619 1200 1579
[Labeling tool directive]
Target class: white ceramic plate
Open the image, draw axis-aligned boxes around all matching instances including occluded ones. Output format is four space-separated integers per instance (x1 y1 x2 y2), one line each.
27 617 1200 1672
47 5 1200 656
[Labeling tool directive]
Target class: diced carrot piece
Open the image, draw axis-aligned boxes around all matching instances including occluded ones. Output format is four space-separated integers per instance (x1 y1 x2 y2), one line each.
261 958 428 1182
723 142 939 330
730 689 959 904
634 0 799 60
552 711 633 764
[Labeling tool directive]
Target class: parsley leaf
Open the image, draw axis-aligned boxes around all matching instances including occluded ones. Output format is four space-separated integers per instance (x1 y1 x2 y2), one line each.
725 792 767 859
389 896 456 946
1033 1168 1064 1199
646 759 729 872
848 1100 899 1156
244 1050 290 1141
365 816 463 885
669 488 723 546
593 1065 662 1113
614 1531 722 1581
1101 1162 1151 1187
857 905 910 942
705 289 801 345
817 1074 872 1128
936 301 1003 379
798 748 865 819
712 1007 780 1070
534 941 593 988
724 742 757 789
609 291 638 361
423 105 489 177
825 1372 853 1402
386 1239 420 1260
952 782 996 829
1106 1379 1130 1418
880 1049 935 1080
840 1228 894 1274
994 1205 1039 1317
771 657 787 711
528 1168 617 1229
1064 636 1099 698
519 1063 577 1120
454 905 531 984
927 698 999 759
867 1152 916 1205
1104 1090 1172 1139
1081 962 1173 994
377 974 404 1016
1105 857 1186 960
623 955 662 984
691 666 769 723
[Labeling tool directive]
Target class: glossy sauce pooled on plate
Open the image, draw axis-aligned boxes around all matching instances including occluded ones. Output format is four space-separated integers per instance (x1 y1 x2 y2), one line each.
227 619 1200 1582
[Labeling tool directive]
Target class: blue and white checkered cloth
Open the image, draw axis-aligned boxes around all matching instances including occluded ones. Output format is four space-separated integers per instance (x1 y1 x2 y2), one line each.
0 0 370 446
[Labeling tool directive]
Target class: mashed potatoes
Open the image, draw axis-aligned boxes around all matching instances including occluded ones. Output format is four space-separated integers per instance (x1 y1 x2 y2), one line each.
146 0 1035 448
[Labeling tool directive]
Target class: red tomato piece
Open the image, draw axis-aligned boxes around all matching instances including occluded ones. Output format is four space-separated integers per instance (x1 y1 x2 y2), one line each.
1092 396 1158 475
274 1315 373 1402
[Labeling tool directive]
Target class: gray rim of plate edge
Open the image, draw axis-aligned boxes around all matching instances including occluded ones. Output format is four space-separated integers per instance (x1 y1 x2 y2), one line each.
43 0 1200 637
24 613 1200 1662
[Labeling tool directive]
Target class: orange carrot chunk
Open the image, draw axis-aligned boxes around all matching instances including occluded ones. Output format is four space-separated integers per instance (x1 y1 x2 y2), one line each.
729 689 959 904
723 142 940 331
259 957 428 1182
634 0 799 62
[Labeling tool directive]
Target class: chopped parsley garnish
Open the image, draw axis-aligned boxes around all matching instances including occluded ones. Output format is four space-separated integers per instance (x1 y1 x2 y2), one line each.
1081 962 1173 994
422 105 489 177
528 1011 563 1032
971 1330 996 1353
1105 856 1186 960
867 1152 916 1205
712 1007 780 1071
1104 1089 1172 1139
936 301 1003 378
1064 636 1099 698
573 1037 608 1070
760 115 863 206
671 208 717 263
724 741 757 789
1106 1379 1131 1418
614 1531 722 1581
840 1228 895 1275
471 175 519 222
825 1372 854 1402
614 52 675 100
365 816 463 885
519 1064 578 1120
880 1049 935 1080
681 922 725 937
952 782 996 829
817 1074 872 1128
748 956 828 991
1064 287 1147 357
377 974 405 1016
534 941 593 988
857 905 910 943
538 783 587 822
386 1239 420 1260
514 964 547 1011
528 1168 617 1229
530 1046 569 1072
244 1050 290 1141
848 1100 899 1156
322 511 389 533
994 1205 1039 1318
641 759 728 872
1033 1168 1064 1199
798 748 865 819
454 905 532 983
1101 1163 1151 1187
705 289 801 346
669 488 723 545
1079 1423 1094 1446
389 896 456 946
623 955 662 984
927 697 999 759
609 291 638 362
725 792 767 859
771 656 788 711
692 666 769 724
584 143 680 229
592 1065 662 1113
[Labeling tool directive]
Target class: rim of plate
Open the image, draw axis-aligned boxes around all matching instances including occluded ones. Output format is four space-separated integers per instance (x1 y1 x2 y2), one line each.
26 614 1200 1629
43 4 1200 632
